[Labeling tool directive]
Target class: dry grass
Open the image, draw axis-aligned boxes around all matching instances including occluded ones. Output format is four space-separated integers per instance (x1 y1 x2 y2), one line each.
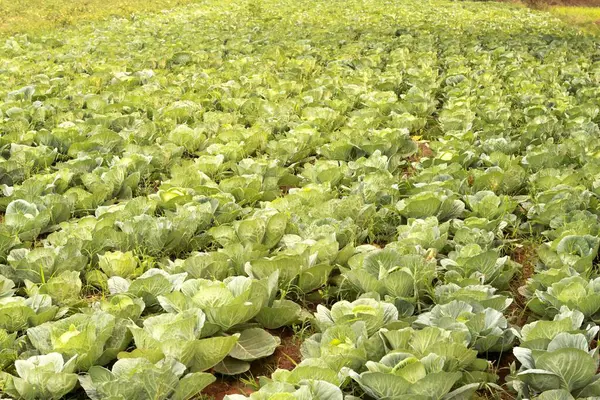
513 0 600 33
552 5 600 22
548 5 600 34
0 0 200 36
518 0 600 33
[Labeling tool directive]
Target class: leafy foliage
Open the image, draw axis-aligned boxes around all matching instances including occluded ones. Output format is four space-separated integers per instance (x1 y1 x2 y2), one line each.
0 0 599 398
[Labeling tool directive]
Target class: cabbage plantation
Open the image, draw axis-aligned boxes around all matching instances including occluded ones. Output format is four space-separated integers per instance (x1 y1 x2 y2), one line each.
1 0 600 399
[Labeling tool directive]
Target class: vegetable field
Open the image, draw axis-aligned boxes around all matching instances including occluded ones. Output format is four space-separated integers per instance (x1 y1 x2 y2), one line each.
1 0 600 399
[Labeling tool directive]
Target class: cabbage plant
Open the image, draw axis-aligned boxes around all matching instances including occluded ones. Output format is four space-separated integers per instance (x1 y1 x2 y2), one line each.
116 203 216 256
94 294 145 321
300 322 377 372
79 357 215 400
440 244 517 290
98 250 140 279
0 293 58 332
345 326 498 399
124 308 239 372
526 186 592 228
35 270 82 306
347 354 480 400
0 328 24 371
528 276 600 320
224 380 343 400
414 300 516 353
449 219 498 250
380 326 497 386
537 235 600 275
108 268 187 309
395 217 449 252
3 199 53 242
343 249 435 304
518 307 598 350
208 210 289 252
26 311 130 371
0 353 78 400
0 245 87 285
314 298 399 336
396 190 464 221
245 250 334 293
434 283 511 311
513 333 600 397
268 358 345 387
158 275 272 331
163 251 233 281
464 190 517 220
255 299 303 329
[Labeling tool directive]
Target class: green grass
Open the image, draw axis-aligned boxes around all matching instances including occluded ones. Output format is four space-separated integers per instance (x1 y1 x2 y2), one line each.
0 0 200 36
549 5 600 33
552 5 600 22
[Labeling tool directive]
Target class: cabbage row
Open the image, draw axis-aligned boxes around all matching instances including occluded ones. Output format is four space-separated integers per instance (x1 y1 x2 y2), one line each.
1 0 600 399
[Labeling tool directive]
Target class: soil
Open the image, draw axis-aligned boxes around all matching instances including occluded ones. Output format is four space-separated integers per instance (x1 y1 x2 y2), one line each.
485 243 538 399
83 293 104 304
507 244 537 327
201 380 256 399
303 291 328 313
496 351 517 399
278 185 296 195
201 328 303 400
417 142 434 159
404 141 434 178
408 141 433 163
252 328 303 374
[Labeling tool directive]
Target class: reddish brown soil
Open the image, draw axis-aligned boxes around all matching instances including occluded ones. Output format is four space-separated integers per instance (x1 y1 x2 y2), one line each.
303 290 330 313
487 244 538 399
201 380 255 400
418 142 434 159
252 328 303 375
496 351 517 399
507 244 537 332
507 244 536 327
278 185 295 195
201 328 303 400
408 142 434 163
404 141 434 178
83 293 104 304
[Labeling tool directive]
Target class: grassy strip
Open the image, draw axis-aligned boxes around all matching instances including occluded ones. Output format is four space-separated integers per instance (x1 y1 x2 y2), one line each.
550 5 600 31
520 3 600 33
552 4 600 21
0 0 199 36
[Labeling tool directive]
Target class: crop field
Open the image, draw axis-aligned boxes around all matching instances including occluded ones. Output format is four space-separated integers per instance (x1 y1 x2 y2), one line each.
1 0 600 399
